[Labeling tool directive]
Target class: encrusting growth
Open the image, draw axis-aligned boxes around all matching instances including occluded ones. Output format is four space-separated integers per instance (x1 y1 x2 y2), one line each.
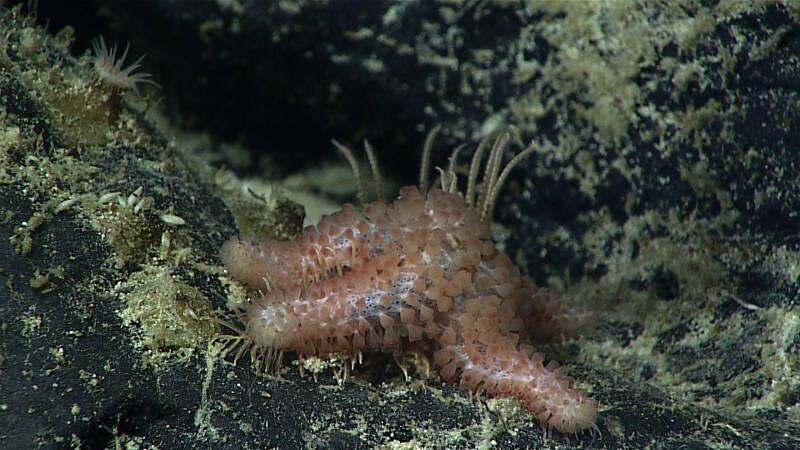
220 128 598 434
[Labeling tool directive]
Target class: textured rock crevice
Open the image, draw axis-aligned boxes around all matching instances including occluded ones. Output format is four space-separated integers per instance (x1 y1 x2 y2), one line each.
2 1 800 448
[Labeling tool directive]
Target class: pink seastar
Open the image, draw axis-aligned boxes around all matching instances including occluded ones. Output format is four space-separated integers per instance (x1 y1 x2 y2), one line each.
220 129 598 434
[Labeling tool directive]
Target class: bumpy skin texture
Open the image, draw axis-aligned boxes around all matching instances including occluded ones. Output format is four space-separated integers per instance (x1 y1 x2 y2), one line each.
221 185 597 433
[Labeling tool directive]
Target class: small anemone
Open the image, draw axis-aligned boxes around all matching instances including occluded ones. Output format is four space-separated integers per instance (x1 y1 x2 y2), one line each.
91 36 160 95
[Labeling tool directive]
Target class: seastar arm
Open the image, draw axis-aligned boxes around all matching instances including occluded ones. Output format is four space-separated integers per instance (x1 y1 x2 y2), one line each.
436 341 599 434
522 281 594 343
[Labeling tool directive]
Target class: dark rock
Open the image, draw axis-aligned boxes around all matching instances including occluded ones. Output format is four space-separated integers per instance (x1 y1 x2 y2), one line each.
2 1 800 449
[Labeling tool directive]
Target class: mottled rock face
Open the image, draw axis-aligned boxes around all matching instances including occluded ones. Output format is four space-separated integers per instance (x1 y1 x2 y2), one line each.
222 185 597 433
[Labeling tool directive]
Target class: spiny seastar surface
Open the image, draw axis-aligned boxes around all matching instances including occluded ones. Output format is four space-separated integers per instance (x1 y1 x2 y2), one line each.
221 181 598 433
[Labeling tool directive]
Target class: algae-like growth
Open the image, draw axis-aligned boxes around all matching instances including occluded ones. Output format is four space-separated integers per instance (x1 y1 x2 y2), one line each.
117 265 217 367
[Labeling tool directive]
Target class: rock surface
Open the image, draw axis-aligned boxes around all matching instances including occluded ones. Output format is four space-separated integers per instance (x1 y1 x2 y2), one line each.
2 1 800 448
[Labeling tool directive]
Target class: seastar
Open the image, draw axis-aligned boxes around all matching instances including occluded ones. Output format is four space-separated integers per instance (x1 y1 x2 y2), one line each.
220 128 598 434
